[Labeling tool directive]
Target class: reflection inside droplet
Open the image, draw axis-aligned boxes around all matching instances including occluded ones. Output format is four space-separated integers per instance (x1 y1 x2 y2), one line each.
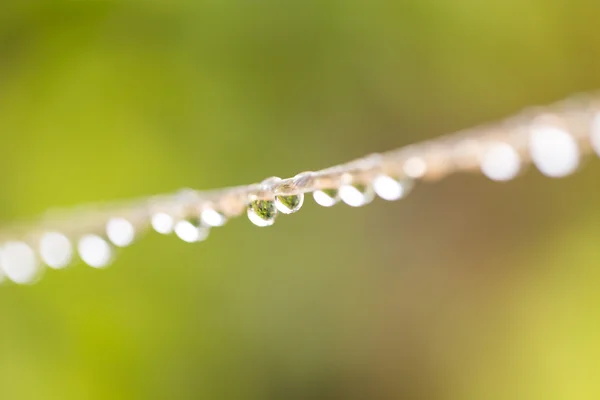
201 208 227 227
339 182 375 207
106 217 135 247
313 189 340 207
247 199 278 227
40 232 73 269
275 193 304 214
151 212 174 235
373 175 413 201
529 125 580 178
78 235 113 268
174 219 209 243
480 143 521 182
0 241 42 284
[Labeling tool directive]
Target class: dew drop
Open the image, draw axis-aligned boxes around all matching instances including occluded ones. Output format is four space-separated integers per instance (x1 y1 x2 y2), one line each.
313 189 340 207
275 193 304 214
106 217 136 247
403 157 427 179
373 175 413 201
39 232 73 269
339 182 375 207
529 125 579 178
174 219 209 243
78 235 113 268
247 199 278 227
201 208 227 227
151 212 174 235
480 143 521 182
1 241 42 284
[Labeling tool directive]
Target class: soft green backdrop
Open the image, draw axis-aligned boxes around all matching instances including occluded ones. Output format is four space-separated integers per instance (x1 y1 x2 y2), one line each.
2 1 600 399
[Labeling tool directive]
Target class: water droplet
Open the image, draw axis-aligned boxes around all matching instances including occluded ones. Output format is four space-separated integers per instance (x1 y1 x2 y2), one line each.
39 232 73 269
403 157 427 179
0 241 42 284
339 182 375 207
247 199 278 227
174 219 209 243
313 189 340 207
480 143 521 182
201 208 227 227
275 193 304 214
151 212 174 235
106 217 136 247
529 125 579 178
373 175 413 201
78 235 113 268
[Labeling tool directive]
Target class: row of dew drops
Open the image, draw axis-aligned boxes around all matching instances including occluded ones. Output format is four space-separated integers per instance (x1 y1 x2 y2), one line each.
1 118 599 285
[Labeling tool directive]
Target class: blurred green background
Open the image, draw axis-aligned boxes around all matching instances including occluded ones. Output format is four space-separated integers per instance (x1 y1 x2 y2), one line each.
2 0 600 399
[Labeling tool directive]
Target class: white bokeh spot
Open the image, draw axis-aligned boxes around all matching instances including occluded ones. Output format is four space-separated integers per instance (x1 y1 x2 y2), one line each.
403 157 427 179
201 208 227 227
106 218 135 247
1 241 41 284
151 213 174 235
480 143 521 182
339 184 374 207
39 232 73 269
313 190 339 207
373 175 412 201
78 235 113 268
174 220 209 243
529 126 580 178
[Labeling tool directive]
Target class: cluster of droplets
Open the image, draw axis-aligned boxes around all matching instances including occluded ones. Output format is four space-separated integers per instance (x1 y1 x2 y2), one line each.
152 206 227 243
2 111 600 286
245 172 414 229
0 217 136 285
478 117 592 182
246 175 306 227
0 205 233 285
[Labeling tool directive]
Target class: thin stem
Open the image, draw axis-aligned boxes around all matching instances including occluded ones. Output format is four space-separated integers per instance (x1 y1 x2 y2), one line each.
1 91 598 242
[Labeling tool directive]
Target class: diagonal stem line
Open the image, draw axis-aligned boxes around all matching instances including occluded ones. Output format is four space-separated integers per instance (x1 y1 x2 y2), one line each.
0 91 598 242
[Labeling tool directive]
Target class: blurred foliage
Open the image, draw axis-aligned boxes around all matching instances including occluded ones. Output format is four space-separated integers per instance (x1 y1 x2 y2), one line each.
2 0 600 399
